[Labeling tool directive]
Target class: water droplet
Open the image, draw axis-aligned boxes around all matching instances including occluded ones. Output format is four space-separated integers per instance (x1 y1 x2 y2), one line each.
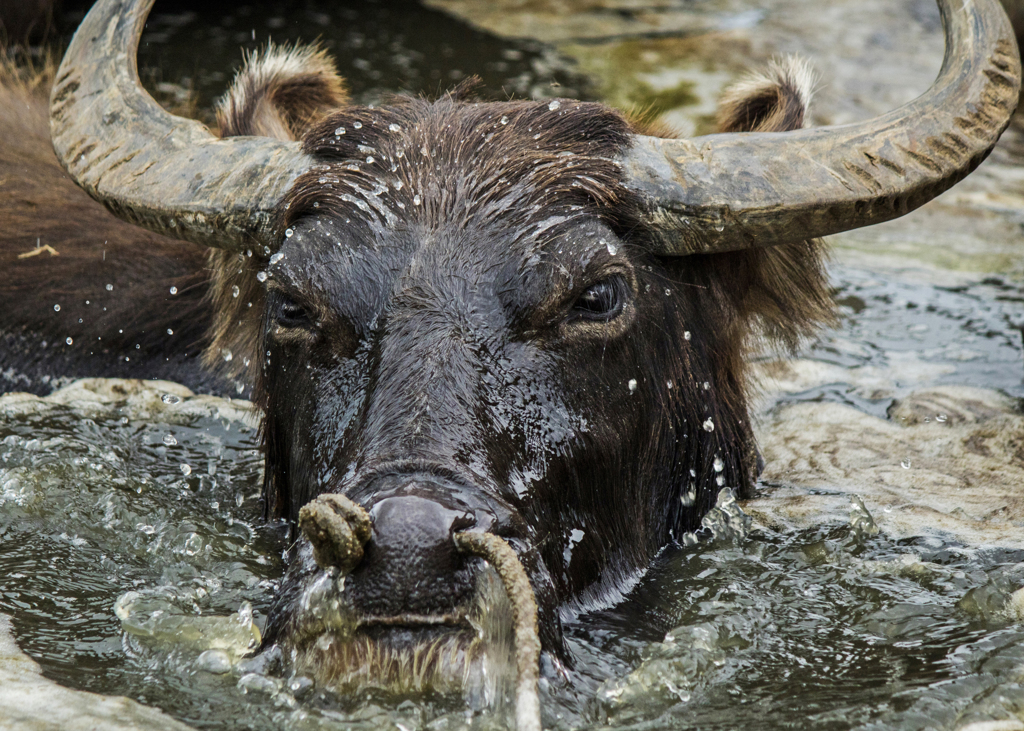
684 331 691 341
53 304 60 312
413 194 422 206
353 121 362 129
703 381 710 390
163 434 177 446
269 252 284 265
65 337 73 345
702 418 715 432
231 285 240 298
388 123 401 132
901 460 912 469
936 414 948 423
285 228 294 238
222 349 233 362
713 456 724 472
256 271 268 282
236 492 245 507
105 283 113 291
196 649 232 675
161 393 182 405
548 100 561 111
334 126 346 135
714 220 725 232
665 288 672 296
500 115 509 125
183 533 202 556
169 286 178 295
715 475 725 486
366 156 375 164
166 328 173 335
849 495 879 537
420 145 429 156
180 463 192 476
667 380 673 389
628 378 637 393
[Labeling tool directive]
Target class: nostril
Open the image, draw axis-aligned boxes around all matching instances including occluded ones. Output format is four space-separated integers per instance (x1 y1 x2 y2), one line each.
449 511 476 537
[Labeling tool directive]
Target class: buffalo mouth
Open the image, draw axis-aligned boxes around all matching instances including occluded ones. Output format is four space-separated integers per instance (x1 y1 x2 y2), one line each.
273 564 518 702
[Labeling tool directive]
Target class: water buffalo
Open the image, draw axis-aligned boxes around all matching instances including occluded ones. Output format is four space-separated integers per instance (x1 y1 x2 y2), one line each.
2 0 1020 725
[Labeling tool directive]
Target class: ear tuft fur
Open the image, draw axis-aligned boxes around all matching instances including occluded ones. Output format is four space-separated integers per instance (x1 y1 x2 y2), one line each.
706 54 834 366
216 43 348 141
716 55 816 134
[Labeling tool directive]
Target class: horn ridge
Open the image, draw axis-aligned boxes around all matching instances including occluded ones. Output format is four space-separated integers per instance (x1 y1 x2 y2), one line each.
624 0 1021 255
49 0 313 253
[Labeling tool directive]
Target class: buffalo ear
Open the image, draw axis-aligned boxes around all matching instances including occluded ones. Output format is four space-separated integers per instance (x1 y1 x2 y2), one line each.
203 44 349 381
716 56 815 134
707 57 835 352
216 43 348 141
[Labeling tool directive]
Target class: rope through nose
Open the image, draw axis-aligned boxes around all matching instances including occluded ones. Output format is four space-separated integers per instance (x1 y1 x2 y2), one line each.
454 531 542 731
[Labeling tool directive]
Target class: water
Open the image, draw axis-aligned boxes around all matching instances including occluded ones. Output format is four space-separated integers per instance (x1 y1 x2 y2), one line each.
766 267 1024 417
575 529 1024 731
9 0 1024 728
1 395 1023 730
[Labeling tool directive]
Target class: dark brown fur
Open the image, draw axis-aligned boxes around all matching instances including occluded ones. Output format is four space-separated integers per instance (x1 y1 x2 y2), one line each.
0 57 218 393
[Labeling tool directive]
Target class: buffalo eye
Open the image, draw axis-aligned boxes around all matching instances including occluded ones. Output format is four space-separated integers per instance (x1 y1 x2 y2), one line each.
571 275 627 322
274 295 313 329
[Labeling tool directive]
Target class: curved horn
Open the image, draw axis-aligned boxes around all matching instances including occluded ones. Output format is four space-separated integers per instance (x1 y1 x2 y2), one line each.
49 0 313 253
625 0 1021 255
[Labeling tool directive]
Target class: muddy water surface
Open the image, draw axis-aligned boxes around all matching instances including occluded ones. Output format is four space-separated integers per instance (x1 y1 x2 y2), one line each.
4 0 1024 729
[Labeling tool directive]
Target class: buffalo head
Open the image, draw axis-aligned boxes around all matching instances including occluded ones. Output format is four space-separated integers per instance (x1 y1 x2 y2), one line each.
48 0 1020 723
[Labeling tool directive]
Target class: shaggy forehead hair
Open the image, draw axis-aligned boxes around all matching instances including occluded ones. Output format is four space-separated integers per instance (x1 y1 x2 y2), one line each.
284 95 638 247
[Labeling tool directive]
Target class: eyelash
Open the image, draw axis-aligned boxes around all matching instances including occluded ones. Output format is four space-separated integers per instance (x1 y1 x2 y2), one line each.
569 275 627 322
275 295 313 329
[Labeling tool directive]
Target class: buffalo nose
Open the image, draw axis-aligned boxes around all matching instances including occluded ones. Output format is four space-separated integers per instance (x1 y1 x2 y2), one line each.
347 495 479 617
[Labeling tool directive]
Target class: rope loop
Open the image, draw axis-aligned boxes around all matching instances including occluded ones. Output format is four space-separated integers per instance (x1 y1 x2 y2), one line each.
454 531 542 731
